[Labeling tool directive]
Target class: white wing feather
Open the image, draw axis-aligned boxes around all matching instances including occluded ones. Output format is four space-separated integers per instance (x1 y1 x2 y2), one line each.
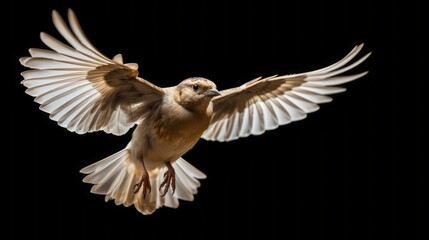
202 44 371 142
20 9 164 135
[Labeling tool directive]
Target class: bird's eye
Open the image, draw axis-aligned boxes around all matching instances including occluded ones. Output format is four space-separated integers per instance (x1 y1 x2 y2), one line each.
193 84 199 91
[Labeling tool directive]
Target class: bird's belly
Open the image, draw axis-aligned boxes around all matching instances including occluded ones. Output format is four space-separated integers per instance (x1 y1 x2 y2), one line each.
145 135 198 168
144 139 198 177
130 124 205 176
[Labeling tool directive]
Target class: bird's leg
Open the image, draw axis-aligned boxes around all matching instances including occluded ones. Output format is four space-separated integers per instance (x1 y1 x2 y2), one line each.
159 162 176 197
133 158 151 199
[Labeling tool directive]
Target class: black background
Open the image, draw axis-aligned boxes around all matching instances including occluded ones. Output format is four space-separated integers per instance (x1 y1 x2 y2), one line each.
3 0 428 239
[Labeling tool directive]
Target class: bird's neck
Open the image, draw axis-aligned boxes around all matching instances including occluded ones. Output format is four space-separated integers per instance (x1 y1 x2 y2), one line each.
179 99 213 115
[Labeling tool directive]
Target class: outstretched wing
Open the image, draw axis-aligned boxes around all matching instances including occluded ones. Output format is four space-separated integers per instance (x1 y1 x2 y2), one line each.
202 44 371 142
20 9 165 136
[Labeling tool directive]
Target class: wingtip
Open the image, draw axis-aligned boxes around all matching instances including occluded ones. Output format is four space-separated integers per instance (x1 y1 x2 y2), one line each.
365 51 372 58
354 43 364 53
67 8 76 20
19 57 30 66
39 32 50 43
349 43 366 56
360 52 372 63
39 31 47 38
348 71 369 82
51 9 63 25
28 48 42 57
356 43 372 57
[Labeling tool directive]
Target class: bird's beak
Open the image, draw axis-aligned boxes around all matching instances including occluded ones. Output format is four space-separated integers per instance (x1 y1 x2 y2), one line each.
206 88 221 97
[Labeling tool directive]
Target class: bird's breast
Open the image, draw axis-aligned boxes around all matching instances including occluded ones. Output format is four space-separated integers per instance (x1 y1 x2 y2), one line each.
154 110 211 146
129 98 213 172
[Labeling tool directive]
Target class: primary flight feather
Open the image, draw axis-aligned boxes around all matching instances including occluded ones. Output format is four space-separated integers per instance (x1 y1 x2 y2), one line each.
20 9 371 214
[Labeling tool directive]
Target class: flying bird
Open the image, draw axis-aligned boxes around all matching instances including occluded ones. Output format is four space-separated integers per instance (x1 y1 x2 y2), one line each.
19 9 371 215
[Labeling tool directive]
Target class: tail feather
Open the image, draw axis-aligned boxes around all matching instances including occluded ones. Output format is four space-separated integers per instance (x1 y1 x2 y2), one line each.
80 148 206 215
175 159 207 179
80 149 127 174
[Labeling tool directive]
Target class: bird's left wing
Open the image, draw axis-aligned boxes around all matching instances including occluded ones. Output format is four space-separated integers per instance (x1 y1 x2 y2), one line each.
20 9 165 136
202 44 371 142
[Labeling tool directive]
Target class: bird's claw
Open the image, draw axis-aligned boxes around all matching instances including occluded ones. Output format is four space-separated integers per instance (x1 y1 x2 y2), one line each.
134 174 151 199
159 168 176 197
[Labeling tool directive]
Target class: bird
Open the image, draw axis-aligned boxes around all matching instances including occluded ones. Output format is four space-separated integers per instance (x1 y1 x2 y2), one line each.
19 9 371 215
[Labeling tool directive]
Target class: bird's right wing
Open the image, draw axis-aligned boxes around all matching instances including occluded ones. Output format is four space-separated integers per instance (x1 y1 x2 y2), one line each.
20 9 165 136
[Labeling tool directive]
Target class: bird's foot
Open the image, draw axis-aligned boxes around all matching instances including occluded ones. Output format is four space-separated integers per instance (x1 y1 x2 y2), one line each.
134 174 151 198
159 163 176 197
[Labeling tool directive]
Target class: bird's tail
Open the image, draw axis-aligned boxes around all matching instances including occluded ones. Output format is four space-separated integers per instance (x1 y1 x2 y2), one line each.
79 148 206 215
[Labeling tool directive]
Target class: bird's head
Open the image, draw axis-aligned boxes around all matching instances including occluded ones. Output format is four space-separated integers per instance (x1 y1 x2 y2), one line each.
174 77 221 112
